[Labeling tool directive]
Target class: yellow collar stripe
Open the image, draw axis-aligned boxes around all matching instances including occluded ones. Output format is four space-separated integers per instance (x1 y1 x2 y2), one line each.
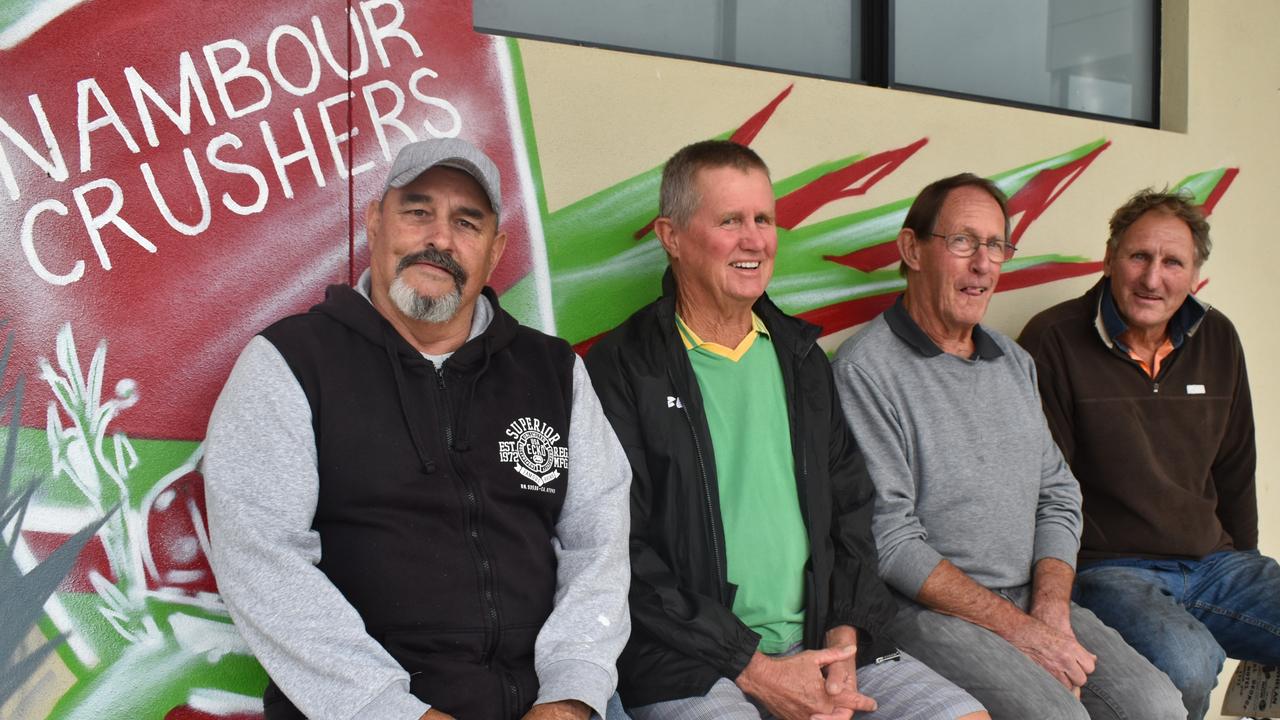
676 313 768 362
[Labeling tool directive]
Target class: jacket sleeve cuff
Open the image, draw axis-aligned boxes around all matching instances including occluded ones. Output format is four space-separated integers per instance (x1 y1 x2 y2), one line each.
1032 525 1080 571
351 680 430 720
535 658 615 719
880 539 945 600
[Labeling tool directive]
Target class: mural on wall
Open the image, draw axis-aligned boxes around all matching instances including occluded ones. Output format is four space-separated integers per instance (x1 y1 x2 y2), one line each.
0 0 1240 718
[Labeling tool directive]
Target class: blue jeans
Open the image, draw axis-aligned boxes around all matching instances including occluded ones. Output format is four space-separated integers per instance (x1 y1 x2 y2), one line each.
1075 549 1280 720
604 692 630 719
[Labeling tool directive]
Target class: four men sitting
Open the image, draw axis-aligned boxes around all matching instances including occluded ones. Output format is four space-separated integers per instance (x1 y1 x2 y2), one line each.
206 136 1274 719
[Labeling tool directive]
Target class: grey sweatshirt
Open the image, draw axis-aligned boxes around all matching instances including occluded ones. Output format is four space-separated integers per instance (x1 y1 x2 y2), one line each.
203 274 631 719
832 306 1082 599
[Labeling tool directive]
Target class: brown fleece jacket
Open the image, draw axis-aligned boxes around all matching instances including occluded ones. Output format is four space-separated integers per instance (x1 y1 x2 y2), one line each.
1018 279 1257 562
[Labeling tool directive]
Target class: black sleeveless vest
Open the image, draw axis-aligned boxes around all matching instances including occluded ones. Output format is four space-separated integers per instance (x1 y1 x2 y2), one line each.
260 285 575 719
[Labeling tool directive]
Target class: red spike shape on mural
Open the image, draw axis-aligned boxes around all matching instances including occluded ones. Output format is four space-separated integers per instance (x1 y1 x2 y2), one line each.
832 142 1112 273
1200 168 1239 216
633 85 795 240
1007 141 1111 245
776 138 928 230
729 84 794 146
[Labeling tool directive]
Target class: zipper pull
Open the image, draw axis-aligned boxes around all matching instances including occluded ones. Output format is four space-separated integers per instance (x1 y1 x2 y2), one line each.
1152 382 1160 394
874 650 902 664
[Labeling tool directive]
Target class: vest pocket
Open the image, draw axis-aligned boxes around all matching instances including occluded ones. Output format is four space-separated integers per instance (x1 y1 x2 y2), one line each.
385 623 540 719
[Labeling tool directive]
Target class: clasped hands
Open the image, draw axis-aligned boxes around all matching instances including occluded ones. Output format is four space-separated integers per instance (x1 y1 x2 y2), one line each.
1010 601 1096 699
735 627 878 720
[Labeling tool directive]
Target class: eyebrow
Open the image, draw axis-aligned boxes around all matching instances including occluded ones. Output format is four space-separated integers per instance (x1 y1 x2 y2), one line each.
399 193 489 221
954 225 1006 242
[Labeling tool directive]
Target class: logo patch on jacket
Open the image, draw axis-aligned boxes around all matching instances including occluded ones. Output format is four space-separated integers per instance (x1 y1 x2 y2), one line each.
499 417 569 492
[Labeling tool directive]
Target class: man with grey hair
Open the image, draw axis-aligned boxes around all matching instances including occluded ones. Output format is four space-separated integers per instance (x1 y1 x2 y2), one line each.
834 173 1184 718
1019 189 1280 720
204 138 632 720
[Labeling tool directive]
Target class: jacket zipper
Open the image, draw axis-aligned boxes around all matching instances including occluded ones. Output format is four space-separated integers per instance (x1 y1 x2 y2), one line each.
437 367 502 664
436 368 455 448
672 370 728 602
1111 340 1176 394
790 341 817 647
791 345 811 522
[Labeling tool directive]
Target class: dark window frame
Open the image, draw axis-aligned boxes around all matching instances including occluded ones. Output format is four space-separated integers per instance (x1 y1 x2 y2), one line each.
475 0 1161 128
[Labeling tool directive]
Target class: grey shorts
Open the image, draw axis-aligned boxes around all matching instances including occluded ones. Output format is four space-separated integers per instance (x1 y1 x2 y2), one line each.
626 650 984 720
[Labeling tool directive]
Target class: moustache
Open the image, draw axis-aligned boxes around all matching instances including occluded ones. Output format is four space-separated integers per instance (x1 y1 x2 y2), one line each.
397 248 468 286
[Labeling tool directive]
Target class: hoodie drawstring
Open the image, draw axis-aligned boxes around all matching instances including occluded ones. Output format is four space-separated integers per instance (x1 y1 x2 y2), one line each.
450 336 491 452
384 331 437 474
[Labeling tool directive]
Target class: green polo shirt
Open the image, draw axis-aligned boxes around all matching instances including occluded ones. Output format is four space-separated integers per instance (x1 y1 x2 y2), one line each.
677 314 808 653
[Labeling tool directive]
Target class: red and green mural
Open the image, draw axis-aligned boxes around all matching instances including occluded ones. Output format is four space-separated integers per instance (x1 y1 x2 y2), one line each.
0 1 1239 718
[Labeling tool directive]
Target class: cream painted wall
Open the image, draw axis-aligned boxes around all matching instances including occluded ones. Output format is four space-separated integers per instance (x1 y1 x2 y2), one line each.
520 1 1278 716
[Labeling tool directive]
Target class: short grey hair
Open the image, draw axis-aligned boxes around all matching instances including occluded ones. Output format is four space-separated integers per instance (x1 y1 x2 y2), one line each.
659 140 770 228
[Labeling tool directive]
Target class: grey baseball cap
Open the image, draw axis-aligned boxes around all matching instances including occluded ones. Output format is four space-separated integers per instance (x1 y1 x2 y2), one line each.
383 137 502 220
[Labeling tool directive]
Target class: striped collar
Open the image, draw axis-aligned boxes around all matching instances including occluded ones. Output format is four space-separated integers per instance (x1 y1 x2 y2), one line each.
676 313 769 362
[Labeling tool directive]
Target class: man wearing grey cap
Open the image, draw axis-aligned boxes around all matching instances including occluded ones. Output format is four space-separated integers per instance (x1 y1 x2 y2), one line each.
203 138 632 720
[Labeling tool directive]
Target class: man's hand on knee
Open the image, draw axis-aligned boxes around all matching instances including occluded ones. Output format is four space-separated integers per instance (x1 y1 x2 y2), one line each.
1006 614 1096 693
735 645 875 720
1029 598 1086 696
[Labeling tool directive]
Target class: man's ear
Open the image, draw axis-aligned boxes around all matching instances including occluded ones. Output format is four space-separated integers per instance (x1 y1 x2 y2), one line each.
365 199 383 247
1101 242 1115 276
654 217 679 260
483 230 508 282
897 229 922 272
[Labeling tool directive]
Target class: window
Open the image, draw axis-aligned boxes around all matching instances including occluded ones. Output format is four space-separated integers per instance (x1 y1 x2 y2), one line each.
473 0 862 81
475 0 1158 126
889 1 1157 124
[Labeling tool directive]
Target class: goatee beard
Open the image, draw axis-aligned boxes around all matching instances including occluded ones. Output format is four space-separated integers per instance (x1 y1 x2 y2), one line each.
390 248 468 323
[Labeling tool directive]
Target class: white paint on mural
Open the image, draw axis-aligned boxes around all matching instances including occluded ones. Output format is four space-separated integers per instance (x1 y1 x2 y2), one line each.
494 36 556 334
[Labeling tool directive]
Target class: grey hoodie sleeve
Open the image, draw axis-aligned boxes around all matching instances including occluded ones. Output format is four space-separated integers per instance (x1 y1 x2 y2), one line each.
532 356 632 718
203 336 430 720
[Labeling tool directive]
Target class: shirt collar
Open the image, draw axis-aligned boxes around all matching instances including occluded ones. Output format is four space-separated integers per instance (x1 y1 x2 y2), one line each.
1096 279 1207 352
675 313 769 358
883 295 1003 360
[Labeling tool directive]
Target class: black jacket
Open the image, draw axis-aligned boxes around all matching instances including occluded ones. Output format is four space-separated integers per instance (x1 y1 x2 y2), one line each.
585 271 897 706
261 285 576 719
